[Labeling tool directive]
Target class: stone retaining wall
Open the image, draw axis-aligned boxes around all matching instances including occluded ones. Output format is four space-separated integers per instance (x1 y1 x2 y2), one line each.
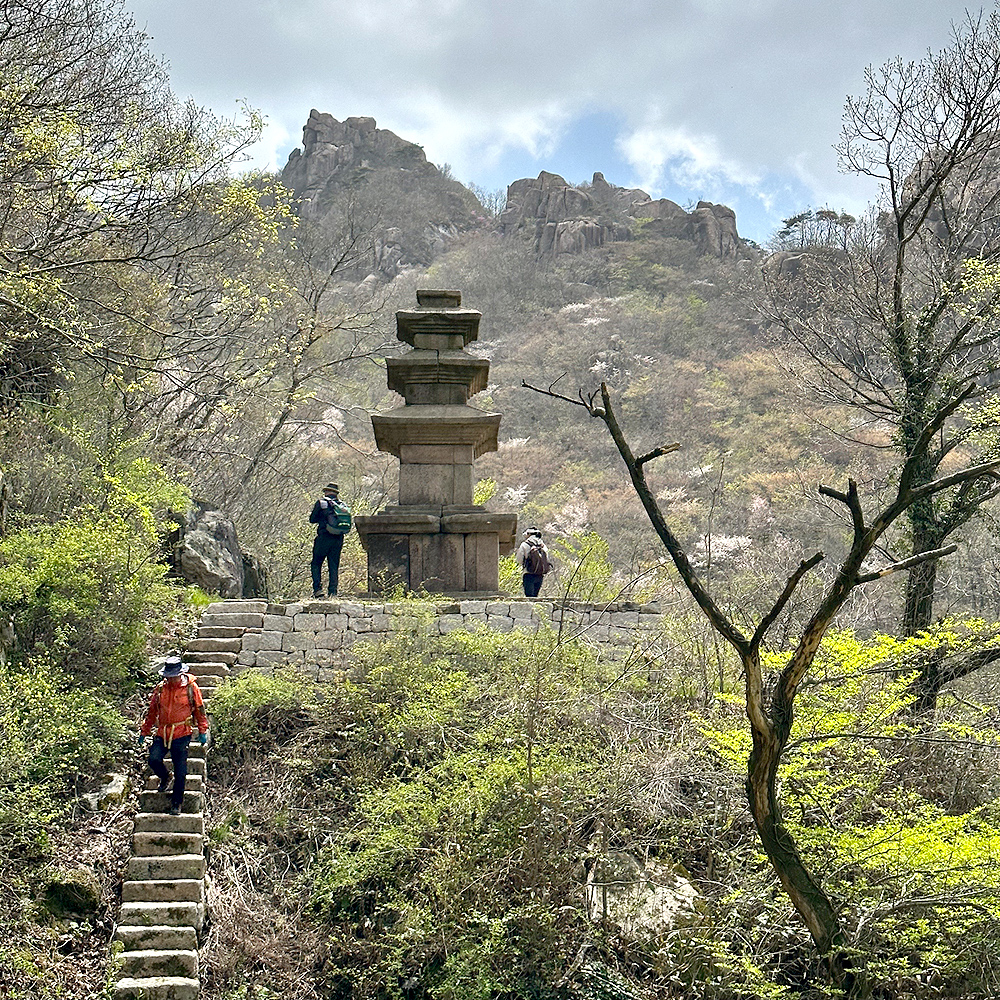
205 599 664 681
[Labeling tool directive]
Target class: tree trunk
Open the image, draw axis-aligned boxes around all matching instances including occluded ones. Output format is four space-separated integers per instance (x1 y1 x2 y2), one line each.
0 465 8 537
903 501 947 713
903 529 940 636
747 732 868 997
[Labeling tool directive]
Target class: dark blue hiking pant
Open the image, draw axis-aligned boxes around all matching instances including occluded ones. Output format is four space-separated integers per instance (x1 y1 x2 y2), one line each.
311 532 344 595
148 734 191 808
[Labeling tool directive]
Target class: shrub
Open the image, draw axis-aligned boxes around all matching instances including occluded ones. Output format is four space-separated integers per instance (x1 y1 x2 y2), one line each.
0 515 176 680
0 658 124 860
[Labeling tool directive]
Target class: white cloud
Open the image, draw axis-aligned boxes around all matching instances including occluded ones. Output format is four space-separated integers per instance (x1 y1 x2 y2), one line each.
617 122 761 201
384 91 573 177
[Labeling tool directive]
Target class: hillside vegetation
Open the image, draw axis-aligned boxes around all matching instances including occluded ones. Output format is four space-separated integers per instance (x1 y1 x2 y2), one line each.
3 2 1000 998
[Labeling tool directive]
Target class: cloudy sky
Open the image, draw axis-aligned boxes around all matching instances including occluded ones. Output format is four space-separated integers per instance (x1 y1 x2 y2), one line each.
125 0 983 243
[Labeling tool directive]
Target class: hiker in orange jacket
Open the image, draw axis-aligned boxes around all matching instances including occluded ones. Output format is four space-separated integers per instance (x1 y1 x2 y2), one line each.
138 653 209 815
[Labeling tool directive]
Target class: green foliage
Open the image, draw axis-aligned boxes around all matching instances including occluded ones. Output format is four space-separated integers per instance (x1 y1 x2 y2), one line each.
473 477 497 505
0 658 124 860
700 628 1000 997
0 514 178 679
209 668 315 764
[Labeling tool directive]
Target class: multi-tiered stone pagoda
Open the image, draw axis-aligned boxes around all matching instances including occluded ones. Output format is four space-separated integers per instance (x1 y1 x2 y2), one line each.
354 290 517 593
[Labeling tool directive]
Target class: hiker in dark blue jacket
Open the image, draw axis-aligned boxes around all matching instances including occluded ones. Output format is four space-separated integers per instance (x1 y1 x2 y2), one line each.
309 482 350 598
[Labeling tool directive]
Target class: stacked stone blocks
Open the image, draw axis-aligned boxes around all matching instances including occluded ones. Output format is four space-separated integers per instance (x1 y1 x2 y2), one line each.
202 598 663 680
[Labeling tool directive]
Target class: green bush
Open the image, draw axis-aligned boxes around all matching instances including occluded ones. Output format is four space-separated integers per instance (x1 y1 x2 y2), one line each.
209 669 315 767
0 658 124 860
0 515 176 680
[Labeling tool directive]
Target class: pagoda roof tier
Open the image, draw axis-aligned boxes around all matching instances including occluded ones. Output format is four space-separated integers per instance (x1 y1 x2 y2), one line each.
386 351 490 398
372 406 500 457
396 308 482 348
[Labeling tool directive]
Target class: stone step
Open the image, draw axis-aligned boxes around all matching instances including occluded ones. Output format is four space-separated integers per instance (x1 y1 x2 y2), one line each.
204 600 268 615
186 636 241 653
139 790 201 814
127 854 206 881
186 742 206 760
144 757 206 780
118 900 204 928
185 758 207 778
121 949 199 979
122 880 204 904
198 625 245 639
113 976 199 1000
145 773 203 793
185 650 238 665
132 832 204 857
188 660 231 677
199 613 263 630
133 813 204 835
114 925 198 951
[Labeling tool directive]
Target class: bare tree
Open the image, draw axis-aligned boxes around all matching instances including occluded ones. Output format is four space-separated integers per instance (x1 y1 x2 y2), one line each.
526 376 1000 997
758 10 1000 710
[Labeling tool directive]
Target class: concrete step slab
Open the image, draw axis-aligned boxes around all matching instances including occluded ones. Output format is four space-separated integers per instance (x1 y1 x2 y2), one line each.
144 758 206 780
113 976 199 1000
184 758 207 778
199 613 263 629
139 790 201 814
127 854 206 881
121 949 198 979
114 925 197 951
186 637 241 653
133 813 204 835
188 660 231 676
122 880 204 904
132 832 203 857
204 600 267 615
118 900 204 928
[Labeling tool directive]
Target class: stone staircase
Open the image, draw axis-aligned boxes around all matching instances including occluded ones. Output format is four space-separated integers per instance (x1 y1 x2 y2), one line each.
112 601 265 1000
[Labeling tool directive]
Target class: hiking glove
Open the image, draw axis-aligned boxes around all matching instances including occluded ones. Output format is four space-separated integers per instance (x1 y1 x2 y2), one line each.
198 732 208 745
138 735 147 747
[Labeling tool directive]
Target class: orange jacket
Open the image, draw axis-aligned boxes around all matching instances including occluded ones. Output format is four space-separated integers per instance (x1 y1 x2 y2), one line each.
140 675 208 744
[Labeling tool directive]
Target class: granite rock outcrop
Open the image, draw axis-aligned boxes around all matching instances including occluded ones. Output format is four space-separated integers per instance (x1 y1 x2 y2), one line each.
280 111 480 278
500 170 745 258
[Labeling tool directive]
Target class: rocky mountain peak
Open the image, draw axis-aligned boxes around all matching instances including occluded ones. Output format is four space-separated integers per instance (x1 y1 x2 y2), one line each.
281 110 432 219
501 170 745 258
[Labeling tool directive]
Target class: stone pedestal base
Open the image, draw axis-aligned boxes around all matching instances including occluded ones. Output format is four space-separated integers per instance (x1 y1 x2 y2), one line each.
355 508 517 594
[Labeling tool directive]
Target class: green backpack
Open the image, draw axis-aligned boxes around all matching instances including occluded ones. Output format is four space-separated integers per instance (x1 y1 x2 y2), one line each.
324 498 352 535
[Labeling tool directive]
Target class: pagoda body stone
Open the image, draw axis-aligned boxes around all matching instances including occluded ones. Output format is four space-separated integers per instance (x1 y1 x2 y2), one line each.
354 290 516 593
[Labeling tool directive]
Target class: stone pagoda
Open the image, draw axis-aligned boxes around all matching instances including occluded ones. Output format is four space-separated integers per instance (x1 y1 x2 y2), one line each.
354 290 517 593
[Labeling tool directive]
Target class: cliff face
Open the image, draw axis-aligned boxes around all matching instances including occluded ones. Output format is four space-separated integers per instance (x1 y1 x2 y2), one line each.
282 111 432 218
280 111 481 277
500 170 745 258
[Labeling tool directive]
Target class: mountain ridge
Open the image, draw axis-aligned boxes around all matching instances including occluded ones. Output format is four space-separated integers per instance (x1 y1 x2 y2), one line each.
279 112 748 274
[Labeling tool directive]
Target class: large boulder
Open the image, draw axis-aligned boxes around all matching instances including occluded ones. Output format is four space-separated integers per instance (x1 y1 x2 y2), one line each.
586 852 699 936
282 111 428 218
170 502 244 598
41 867 102 918
500 171 631 254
